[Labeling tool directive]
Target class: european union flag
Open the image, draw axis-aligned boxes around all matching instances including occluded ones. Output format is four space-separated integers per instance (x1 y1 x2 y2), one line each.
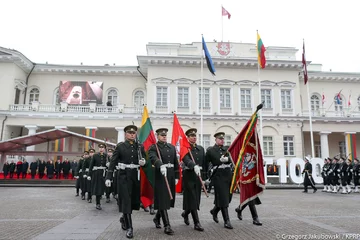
202 36 216 76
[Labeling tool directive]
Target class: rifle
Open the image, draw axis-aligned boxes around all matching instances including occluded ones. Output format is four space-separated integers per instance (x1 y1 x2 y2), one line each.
154 143 173 200
186 148 209 197
135 133 143 181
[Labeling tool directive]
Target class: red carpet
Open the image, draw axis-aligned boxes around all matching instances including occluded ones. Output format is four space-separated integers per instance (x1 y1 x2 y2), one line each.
0 173 75 180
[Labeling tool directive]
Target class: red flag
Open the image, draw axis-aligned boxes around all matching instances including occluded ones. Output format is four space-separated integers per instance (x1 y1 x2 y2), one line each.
171 113 191 193
302 40 308 85
348 92 352 107
222 6 231 19
322 92 325 105
228 112 265 208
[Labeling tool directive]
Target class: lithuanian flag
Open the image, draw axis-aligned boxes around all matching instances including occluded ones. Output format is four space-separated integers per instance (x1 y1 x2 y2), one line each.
257 32 266 69
346 133 357 161
138 106 157 208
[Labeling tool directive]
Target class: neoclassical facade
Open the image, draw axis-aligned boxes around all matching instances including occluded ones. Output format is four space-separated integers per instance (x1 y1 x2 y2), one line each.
0 41 359 166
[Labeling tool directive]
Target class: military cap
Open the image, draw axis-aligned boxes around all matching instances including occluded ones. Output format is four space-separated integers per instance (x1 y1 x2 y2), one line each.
156 128 168 136
214 132 225 139
89 148 95 153
304 156 310 162
340 157 346 161
107 148 114 153
334 156 340 161
185 128 197 137
327 157 332 161
98 143 106 148
83 151 89 154
354 158 359 162
124 125 138 133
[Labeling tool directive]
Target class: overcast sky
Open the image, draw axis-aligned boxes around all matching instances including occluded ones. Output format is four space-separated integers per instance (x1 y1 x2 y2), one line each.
1 0 358 72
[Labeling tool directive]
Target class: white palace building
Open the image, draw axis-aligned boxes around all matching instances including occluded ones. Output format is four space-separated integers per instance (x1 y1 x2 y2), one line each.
1 40 360 181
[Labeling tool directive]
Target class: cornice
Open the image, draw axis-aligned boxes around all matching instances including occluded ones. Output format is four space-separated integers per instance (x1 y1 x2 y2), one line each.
300 71 360 83
0 47 34 72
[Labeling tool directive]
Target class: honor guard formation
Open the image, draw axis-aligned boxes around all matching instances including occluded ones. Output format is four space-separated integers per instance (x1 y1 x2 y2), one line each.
72 125 264 239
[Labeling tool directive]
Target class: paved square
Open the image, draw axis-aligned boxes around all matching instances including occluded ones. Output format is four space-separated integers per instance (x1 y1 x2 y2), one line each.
0 187 359 240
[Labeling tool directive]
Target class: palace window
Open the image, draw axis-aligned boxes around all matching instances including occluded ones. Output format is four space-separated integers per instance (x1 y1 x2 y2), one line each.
107 89 118 106
177 87 189 108
220 88 231 108
263 136 274 156
156 87 168 107
240 89 251 109
134 90 145 108
281 90 292 109
29 88 39 103
283 136 294 156
261 89 272 109
199 87 210 108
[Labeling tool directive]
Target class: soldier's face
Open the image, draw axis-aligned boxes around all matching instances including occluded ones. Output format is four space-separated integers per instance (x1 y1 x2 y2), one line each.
187 135 197 144
99 147 105 153
90 152 94 156
126 131 136 141
108 152 113 157
84 154 89 158
157 134 167 143
215 138 224 146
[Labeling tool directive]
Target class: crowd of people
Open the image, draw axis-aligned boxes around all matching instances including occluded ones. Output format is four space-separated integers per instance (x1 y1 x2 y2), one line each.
2 158 78 179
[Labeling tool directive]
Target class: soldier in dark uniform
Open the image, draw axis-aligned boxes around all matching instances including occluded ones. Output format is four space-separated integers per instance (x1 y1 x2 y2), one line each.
77 151 88 199
344 158 353 193
148 128 179 235
55 159 62 179
30 160 38 179
181 128 205 231
327 157 338 193
302 157 317 193
206 132 233 229
323 158 332 192
88 143 107 210
83 149 95 203
105 125 146 239
38 160 46 179
321 158 330 192
353 158 360 193
105 148 114 203
22 160 29 179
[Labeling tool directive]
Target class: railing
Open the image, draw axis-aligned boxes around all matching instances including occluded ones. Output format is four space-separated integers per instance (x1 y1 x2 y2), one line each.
38 104 61 112
9 104 31 111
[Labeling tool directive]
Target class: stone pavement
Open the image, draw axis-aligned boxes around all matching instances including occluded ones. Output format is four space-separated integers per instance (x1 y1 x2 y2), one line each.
0 187 359 240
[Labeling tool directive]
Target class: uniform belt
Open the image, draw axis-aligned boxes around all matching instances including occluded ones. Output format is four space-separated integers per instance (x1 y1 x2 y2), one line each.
184 166 202 170
79 169 82 173
116 163 140 170
93 166 106 170
85 168 89 171
213 164 231 169
163 163 174 168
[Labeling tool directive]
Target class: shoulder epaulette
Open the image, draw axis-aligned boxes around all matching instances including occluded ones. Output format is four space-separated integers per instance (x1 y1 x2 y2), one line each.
116 142 124 147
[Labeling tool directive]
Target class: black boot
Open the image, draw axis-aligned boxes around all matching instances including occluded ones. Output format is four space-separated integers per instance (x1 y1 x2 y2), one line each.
249 203 262 226
191 210 204 231
161 210 174 235
235 206 242 220
181 210 190 225
153 210 161 229
210 206 220 223
120 214 127 230
149 204 155 215
221 207 233 229
125 214 133 238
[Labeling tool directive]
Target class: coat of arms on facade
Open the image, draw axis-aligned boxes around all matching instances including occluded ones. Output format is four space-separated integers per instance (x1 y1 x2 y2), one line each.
217 42 231 56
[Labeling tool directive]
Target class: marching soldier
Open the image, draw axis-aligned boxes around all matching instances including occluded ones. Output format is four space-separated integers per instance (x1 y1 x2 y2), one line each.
88 143 107 210
353 158 360 193
327 157 339 193
344 158 352 193
148 128 179 235
83 148 95 203
206 132 233 229
76 151 88 199
321 158 330 192
105 148 114 203
181 128 205 231
302 157 317 193
29 160 37 179
105 125 146 239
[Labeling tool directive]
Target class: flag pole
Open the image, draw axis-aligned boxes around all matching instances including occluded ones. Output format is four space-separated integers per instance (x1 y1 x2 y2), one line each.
200 34 204 146
257 30 263 153
221 5 223 42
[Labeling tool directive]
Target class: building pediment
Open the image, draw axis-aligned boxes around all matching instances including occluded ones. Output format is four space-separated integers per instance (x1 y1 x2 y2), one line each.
215 79 236 85
14 79 27 91
260 80 277 86
238 80 257 86
193 79 215 85
152 77 173 84
277 81 296 88
173 78 194 85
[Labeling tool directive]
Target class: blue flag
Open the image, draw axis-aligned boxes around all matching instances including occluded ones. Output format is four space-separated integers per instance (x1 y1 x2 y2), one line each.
202 36 216 75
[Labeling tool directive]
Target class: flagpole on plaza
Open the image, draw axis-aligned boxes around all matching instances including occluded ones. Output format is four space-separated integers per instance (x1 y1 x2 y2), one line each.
200 34 204 147
303 39 315 158
257 30 263 152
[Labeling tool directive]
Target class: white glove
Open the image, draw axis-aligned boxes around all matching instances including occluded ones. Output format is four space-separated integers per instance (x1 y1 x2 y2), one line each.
83 174 87 178
139 158 146 166
220 156 229 163
87 176 91 181
160 165 167 177
175 179 179 185
106 162 110 167
194 165 201 176
105 179 111 187
74 176 79 179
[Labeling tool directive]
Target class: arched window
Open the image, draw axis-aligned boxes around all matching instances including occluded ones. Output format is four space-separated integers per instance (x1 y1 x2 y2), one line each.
334 95 343 112
310 95 320 111
29 88 39 103
53 88 59 104
107 89 118 106
134 90 145 108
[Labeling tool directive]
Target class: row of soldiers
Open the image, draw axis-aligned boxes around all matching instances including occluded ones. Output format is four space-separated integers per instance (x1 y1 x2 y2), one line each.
321 156 360 194
73 125 263 239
